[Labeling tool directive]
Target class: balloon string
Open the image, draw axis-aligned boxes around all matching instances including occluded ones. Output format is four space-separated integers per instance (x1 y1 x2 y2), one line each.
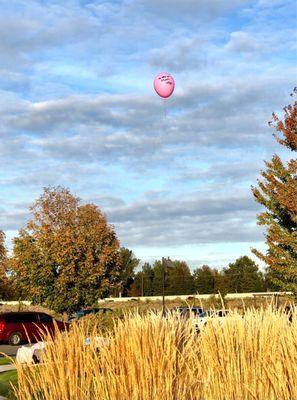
163 98 167 119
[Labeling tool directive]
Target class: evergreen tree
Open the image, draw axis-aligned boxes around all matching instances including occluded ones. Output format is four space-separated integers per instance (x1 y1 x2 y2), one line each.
129 263 154 297
142 262 154 296
252 90 297 293
193 265 230 295
223 256 265 293
118 247 139 296
193 265 215 294
129 271 142 296
213 269 230 296
263 266 284 291
152 260 165 296
167 260 194 295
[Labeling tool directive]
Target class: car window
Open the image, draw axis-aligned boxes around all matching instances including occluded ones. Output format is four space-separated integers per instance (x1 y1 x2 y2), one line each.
191 308 203 316
39 313 53 323
76 311 84 317
5 313 38 323
178 308 203 317
83 310 94 315
217 310 229 317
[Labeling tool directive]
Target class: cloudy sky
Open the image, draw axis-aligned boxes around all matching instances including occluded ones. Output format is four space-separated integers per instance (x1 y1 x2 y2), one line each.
0 0 296 269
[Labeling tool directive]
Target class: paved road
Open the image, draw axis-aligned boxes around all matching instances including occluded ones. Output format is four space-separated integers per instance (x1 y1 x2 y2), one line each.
0 364 16 372
0 344 25 357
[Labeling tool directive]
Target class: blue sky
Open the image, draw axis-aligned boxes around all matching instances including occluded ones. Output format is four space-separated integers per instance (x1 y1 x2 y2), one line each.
0 0 296 269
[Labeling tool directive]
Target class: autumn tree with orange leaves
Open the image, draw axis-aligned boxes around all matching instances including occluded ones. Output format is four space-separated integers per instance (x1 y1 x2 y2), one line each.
252 89 297 293
0 230 9 298
0 231 6 273
11 187 122 313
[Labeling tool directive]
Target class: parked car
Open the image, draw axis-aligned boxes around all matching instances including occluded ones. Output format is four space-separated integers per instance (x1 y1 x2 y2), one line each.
196 309 231 331
167 307 205 330
175 306 205 318
200 309 230 318
0 312 68 345
68 308 113 322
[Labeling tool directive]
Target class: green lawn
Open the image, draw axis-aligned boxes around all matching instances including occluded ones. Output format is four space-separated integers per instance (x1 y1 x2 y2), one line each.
0 357 15 366
0 370 17 399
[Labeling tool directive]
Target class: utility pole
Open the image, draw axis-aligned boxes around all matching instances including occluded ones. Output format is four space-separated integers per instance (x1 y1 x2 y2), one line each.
274 293 280 310
141 266 144 297
162 257 166 317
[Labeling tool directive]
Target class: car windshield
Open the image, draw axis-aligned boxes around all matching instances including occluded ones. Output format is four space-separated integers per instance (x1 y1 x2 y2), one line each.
202 310 229 317
217 310 229 317
5 313 38 323
83 310 94 315
39 313 53 323
75 311 85 317
199 311 208 317
178 307 204 318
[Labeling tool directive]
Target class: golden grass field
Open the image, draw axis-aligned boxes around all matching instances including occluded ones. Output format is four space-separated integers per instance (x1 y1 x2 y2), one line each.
11 306 297 400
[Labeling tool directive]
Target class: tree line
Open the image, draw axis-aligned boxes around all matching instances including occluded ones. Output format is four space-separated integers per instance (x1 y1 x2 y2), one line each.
129 256 267 297
0 223 272 305
0 90 296 313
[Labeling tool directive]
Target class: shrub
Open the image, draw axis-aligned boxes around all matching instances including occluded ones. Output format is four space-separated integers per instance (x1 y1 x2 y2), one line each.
13 308 297 400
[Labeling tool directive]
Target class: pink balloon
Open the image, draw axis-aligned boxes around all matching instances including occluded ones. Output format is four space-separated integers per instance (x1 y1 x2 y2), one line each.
153 72 175 98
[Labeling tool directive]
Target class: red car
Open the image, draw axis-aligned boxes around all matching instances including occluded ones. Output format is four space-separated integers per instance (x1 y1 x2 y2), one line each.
0 312 69 345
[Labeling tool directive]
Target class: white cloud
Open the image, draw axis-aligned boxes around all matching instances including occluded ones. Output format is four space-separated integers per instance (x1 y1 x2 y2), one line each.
0 0 295 266
226 31 265 53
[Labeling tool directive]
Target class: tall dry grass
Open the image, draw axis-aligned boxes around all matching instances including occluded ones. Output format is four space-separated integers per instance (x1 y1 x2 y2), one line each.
13 308 297 400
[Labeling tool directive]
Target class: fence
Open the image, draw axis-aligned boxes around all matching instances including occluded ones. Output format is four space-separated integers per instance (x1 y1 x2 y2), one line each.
0 292 292 307
98 292 292 303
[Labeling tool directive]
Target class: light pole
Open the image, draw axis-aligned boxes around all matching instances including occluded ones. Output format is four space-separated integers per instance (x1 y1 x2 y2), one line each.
141 265 144 297
153 73 175 318
162 257 166 317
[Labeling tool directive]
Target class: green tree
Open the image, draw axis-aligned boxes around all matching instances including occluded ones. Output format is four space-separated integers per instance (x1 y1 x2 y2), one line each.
129 263 155 297
142 262 155 296
118 247 139 296
11 187 122 313
152 260 164 296
151 259 194 296
252 90 297 293
213 269 230 296
223 256 265 293
193 265 215 294
166 260 194 295
129 271 142 296
193 265 231 295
